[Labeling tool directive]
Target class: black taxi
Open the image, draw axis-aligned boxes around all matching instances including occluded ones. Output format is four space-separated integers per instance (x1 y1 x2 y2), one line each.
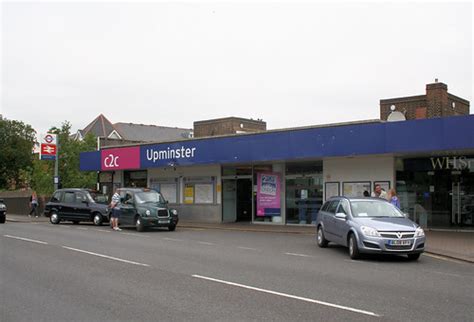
116 188 179 232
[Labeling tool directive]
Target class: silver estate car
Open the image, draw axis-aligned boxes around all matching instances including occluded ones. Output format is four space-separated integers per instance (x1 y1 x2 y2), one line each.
316 197 426 260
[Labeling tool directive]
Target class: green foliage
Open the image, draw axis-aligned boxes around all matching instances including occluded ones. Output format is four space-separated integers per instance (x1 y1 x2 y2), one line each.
0 117 97 194
0 118 35 189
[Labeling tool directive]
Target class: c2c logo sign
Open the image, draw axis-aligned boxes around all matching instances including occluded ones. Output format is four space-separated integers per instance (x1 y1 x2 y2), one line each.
103 154 119 168
100 147 140 171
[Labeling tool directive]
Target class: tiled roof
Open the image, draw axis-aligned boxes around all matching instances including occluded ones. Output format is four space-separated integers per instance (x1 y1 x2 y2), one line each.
82 114 118 138
113 122 192 142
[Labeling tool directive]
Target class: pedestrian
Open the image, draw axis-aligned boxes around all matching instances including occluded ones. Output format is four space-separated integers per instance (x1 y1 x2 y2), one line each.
29 191 39 218
109 189 122 231
388 188 401 209
371 184 388 199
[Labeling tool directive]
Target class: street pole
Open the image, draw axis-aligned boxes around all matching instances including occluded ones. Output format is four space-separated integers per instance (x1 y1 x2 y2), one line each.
54 135 59 190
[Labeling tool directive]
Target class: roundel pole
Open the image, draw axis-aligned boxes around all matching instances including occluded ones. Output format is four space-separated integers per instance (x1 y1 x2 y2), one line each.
54 135 59 190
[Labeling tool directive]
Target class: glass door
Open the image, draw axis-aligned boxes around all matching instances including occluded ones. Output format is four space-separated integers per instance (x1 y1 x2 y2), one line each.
285 174 323 224
452 177 474 227
222 180 237 222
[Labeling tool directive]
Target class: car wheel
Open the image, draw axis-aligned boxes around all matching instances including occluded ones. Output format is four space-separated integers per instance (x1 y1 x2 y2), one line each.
0 215 5 224
50 212 61 225
317 226 328 248
348 234 360 260
168 224 176 231
93 213 103 226
407 253 421 261
135 216 145 232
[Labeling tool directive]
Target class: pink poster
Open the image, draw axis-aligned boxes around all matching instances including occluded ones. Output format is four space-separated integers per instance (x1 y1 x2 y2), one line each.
101 147 140 171
256 172 281 216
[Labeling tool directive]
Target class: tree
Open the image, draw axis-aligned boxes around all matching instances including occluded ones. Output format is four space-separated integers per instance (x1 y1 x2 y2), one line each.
0 117 35 190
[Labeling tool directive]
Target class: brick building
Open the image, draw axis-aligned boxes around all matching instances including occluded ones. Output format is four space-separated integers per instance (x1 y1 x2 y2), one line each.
193 117 266 138
380 81 470 121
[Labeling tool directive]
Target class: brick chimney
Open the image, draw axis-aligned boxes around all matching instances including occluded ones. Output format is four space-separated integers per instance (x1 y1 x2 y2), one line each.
426 80 449 117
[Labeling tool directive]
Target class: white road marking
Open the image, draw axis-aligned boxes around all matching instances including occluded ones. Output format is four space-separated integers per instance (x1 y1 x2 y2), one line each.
62 246 150 267
237 246 258 251
285 252 312 258
4 235 48 245
192 275 381 318
94 229 112 233
62 225 71 228
121 232 150 238
198 241 214 245
76 227 89 231
163 237 183 242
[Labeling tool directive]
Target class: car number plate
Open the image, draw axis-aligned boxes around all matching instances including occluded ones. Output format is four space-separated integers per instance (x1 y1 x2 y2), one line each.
158 219 169 224
388 239 411 246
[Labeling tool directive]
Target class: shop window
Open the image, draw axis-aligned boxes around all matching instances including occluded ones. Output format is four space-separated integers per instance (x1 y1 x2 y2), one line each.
286 173 323 224
183 177 215 204
124 171 147 188
150 178 178 204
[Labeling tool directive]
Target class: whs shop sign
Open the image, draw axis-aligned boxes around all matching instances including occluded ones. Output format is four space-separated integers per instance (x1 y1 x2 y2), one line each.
39 133 57 160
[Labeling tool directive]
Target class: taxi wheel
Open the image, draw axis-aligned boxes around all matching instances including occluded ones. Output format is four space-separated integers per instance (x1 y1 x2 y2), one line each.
168 224 176 231
93 213 103 226
50 212 61 225
135 216 145 232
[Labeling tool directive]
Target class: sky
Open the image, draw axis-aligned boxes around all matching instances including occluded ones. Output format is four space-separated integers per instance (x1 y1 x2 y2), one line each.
1 1 472 137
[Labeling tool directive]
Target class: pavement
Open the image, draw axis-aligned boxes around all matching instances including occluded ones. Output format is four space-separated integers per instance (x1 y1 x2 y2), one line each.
5 213 474 263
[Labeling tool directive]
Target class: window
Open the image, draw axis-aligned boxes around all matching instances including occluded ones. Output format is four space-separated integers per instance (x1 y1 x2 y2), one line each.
75 192 88 203
64 192 75 203
326 200 339 214
51 191 63 202
183 177 215 204
336 200 349 215
149 178 178 204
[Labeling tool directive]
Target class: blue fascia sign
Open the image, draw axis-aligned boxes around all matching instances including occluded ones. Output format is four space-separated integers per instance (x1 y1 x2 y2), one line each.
80 115 474 172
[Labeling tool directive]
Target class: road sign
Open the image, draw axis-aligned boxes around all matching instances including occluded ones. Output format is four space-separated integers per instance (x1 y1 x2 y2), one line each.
40 143 57 160
40 133 57 145
39 133 57 160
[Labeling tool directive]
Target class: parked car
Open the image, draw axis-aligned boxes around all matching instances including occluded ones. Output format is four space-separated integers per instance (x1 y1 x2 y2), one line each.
116 188 178 232
0 199 6 223
44 189 110 225
316 197 425 260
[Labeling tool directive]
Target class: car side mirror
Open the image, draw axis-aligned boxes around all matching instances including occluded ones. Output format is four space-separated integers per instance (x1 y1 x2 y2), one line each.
82 200 89 205
335 213 347 220
0 199 4 203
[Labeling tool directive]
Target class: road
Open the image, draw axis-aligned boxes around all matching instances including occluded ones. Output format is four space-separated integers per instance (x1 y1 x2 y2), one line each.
1 221 473 322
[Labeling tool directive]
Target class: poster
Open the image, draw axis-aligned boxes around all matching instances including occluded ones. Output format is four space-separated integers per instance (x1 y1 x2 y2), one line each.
343 182 371 198
256 172 281 216
184 185 194 204
325 182 340 200
194 184 213 204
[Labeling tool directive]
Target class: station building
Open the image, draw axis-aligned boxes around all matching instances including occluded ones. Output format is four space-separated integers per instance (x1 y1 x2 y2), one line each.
80 82 473 229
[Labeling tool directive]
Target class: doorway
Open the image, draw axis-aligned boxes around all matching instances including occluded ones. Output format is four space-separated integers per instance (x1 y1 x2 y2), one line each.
451 176 474 227
222 178 253 222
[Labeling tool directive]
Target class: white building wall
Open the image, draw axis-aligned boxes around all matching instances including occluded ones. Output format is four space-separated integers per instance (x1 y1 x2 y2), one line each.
323 155 395 201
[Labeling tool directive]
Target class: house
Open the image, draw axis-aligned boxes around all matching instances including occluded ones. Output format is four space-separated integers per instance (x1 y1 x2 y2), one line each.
74 114 193 148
